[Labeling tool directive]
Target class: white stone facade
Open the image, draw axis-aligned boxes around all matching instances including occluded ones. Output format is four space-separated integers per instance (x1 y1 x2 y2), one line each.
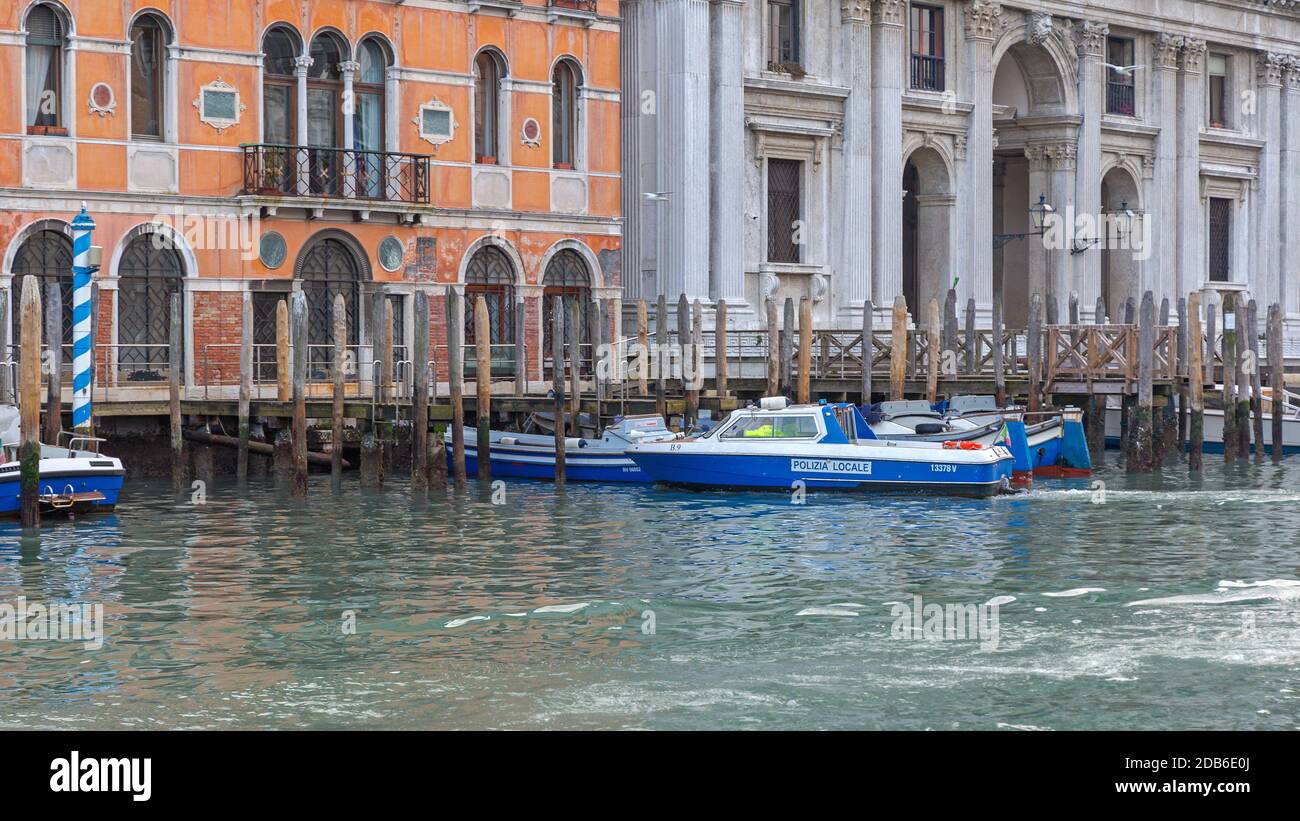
622 0 1300 340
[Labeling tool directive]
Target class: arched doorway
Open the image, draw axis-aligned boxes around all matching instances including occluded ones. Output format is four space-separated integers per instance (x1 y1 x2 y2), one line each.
9 226 73 349
1100 166 1142 322
902 145 953 317
298 236 363 375
991 34 1075 327
118 231 184 376
543 248 592 374
464 244 517 375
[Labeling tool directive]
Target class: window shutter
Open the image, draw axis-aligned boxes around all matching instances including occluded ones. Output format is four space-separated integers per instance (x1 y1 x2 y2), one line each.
27 6 64 43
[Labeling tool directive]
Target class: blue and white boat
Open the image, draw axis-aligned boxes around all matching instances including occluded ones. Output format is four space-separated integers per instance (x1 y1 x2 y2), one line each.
626 398 1015 495
0 405 124 517
452 414 680 482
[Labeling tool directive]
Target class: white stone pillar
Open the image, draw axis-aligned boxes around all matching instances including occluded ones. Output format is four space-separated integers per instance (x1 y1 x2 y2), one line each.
964 0 1002 316
620 0 644 304
1256 52 1285 308
709 0 747 313
1073 20 1107 315
1282 58 1300 316
294 55 312 196
871 0 906 310
656 0 712 307
1024 145 1051 304
1150 34 1181 304
1030 142 1076 306
837 1 872 322
1177 39 1207 297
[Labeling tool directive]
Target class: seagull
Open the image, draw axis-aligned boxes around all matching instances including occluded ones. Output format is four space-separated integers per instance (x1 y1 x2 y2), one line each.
1103 63 1146 77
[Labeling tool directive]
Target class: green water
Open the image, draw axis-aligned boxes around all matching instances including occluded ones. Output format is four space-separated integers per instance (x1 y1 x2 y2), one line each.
2 456 1299 730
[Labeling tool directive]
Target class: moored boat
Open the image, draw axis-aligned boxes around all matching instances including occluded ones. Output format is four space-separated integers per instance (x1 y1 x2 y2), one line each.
0 405 124 518
625 399 1015 495
451 414 679 482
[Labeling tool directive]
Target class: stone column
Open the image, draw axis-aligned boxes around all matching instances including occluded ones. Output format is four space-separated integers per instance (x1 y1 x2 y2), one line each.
1150 34 1182 305
1025 145 1053 303
656 0 712 308
1074 20 1107 316
964 0 1002 316
1177 38 1207 297
294 55 313 196
1030 142 1076 305
620 0 643 304
871 0 906 310
709 0 748 313
1256 52 1285 307
837 1 873 322
1283 58 1300 316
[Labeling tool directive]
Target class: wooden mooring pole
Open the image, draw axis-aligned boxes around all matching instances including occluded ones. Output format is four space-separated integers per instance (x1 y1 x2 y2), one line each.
475 294 492 482
656 294 667 418
19 277 41 528
1248 299 1264 462
0 288 10 405
766 299 780 398
1176 296 1188 452
290 291 309 498
1129 292 1155 473
797 296 812 405
43 281 61 445
569 298 582 436
1268 303 1285 463
448 288 467 486
552 296 567 484
992 295 1005 408
1187 291 1204 472
925 298 940 403
169 291 185 490
332 294 346 488
781 297 794 397
862 300 873 404
687 298 702 423
411 290 430 489
1221 292 1238 463
238 291 252 482
716 300 729 398
890 294 907 401
637 299 649 397
276 299 290 402
1027 294 1042 413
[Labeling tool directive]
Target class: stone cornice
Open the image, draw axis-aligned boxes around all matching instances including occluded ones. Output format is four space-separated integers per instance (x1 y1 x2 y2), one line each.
964 0 1003 41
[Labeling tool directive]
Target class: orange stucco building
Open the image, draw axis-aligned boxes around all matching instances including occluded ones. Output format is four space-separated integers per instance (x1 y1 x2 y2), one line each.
0 0 621 387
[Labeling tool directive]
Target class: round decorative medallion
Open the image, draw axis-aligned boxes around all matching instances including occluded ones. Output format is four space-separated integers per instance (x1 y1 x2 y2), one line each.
259 231 287 269
88 82 117 117
378 236 405 272
521 117 541 147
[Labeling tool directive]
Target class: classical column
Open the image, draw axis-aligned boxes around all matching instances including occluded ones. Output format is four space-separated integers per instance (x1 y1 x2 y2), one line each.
709 0 747 313
1282 57 1300 316
1176 38 1207 296
294 55 312 196
1024 145 1052 303
870 0 906 310
964 0 1002 316
1074 20 1107 316
1150 34 1182 305
656 0 712 306
1256 52 1285 307
837 0 873 322
1030 142 1076 304
621 0 644 304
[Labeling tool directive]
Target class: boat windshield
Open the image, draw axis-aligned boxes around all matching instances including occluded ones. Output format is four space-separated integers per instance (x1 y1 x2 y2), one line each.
720 414 819 440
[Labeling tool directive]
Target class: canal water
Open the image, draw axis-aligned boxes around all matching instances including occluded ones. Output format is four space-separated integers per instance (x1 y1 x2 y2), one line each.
2 457 1299 730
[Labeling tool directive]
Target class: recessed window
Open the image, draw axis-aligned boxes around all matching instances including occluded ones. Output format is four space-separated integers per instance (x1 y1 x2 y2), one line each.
1105 36 1135 116
475 50 505 164
766 159 802 264
910 4 945 92
262 26 300 145
768 1 801 67
552 60 581 169
130 14 167 139
1208 53 1229 128
25 3 67 133
1208 197 1231 282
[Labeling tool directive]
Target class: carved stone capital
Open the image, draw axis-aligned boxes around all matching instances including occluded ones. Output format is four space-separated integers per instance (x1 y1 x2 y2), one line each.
1285 56 1300 93
872 0 906 28
841 0 870 24
964 0 1002 41
1152 33 1183 71
1179 38 1207 75
1074 20 1109 58
1025 142 1077 172
1257 51 1287 88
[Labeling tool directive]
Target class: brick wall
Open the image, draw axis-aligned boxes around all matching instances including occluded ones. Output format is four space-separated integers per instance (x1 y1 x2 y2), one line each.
192 291 242 385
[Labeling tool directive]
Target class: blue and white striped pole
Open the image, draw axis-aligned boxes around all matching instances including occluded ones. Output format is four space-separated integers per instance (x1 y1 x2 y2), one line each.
71 204 96 431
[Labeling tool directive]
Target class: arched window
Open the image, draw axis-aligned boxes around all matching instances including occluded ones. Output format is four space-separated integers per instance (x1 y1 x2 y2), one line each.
298 236 363 374
552 60 581 169
262 26 300 146
25 3 68 134
464 246 516 372
118 232 184 374
355 37 392 198
306 31 348 195
542 249 592 373
10 228 73 347
130 13 170 140
474 50 505 164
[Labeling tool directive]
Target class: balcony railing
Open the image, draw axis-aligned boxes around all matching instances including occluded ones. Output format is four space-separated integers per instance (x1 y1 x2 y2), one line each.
910 54 945 92
241 144 431 204
1106 82 1136 116
549 0 597 11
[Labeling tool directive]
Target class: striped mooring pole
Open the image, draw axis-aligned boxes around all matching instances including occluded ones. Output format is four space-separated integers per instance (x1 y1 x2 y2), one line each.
70 204 96 431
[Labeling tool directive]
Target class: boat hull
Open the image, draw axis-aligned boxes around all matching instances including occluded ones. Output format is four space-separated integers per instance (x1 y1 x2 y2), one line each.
1103 406 1300 454
0 459 124 517
459 444 649 483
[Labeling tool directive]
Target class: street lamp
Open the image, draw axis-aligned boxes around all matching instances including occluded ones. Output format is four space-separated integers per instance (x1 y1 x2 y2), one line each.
994 194 1054 250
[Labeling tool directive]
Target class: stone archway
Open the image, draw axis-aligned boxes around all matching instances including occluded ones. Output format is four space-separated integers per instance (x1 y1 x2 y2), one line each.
1100 166 1142 322
902 145 954 317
